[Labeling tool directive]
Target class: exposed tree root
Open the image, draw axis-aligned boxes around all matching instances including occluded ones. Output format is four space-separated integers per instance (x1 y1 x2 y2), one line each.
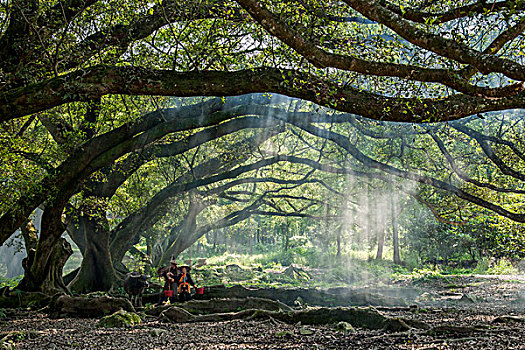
49 295 134 318
146 297 291 316
195 284 407 307
159 305 428 331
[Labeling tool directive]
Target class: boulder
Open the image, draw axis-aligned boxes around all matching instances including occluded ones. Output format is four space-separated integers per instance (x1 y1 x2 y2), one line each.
97 310 141 328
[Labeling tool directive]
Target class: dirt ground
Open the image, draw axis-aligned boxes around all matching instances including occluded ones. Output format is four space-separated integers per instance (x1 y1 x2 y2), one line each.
1 275 524 350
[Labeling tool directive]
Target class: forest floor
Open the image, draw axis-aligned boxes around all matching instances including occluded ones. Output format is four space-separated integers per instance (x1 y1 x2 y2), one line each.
1 274 524 349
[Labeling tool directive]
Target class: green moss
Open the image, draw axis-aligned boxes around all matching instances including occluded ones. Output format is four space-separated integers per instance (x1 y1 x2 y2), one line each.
97 310 141 328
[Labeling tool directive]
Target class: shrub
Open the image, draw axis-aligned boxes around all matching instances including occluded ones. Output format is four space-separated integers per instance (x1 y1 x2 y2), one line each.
472 257 490 274
487 258 517 275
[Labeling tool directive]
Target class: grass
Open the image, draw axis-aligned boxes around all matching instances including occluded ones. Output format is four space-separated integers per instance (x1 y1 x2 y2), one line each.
191 251 406 289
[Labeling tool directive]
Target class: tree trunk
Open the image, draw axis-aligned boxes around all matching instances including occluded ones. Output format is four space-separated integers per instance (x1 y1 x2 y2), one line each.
376 228 385 260
392 197 401 265
18 205 72 294
69 211 115 293
18 236 72 294
336 225 342 261
157 199 205 265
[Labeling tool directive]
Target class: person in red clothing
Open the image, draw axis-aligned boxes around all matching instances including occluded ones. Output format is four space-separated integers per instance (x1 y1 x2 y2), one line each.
157 260 179 305
176 265 196 302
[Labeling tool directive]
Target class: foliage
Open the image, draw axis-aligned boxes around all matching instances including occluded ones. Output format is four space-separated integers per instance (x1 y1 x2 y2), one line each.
1 0 525 294
0 276 22 289
487 259 518 275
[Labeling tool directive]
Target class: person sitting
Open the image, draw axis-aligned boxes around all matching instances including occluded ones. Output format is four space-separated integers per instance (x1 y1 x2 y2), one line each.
157 260 179 305
176 265 196 302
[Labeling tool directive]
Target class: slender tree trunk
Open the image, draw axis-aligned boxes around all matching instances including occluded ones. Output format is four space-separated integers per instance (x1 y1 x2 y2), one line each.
392 197 401 265
374 194 384 260
375 229 385 260
250 230 254 255
336 225 342 261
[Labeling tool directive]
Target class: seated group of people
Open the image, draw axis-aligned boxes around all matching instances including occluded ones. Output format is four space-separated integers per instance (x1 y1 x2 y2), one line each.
157 260 196 304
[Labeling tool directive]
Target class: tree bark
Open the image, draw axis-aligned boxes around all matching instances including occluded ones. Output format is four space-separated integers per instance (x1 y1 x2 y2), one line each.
18 203 72 294
69 209 116 293
376 229 385 260
18 236 72 294
392 197 401 265
336 224 342 261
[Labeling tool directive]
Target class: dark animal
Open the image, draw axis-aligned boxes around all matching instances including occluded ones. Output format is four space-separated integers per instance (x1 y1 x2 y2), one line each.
123 272 150 308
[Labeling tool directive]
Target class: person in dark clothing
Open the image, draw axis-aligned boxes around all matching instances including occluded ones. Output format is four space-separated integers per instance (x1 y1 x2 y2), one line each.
157 260 179 305
176 265 196 302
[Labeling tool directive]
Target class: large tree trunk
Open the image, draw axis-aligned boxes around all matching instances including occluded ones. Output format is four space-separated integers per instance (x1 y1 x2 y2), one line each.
18 236 72 294
69 209 115 293
17 206 72 294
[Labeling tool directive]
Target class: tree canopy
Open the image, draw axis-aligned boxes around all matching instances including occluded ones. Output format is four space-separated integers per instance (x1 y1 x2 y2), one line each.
2 0 525 123
2 0 525 294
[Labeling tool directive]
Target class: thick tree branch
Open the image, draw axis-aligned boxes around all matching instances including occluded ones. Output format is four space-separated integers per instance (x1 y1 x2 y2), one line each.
4 65 525 124
377 0 525 24
429 130 525 193
291 121 525 222
451 122 525 182
235 0 523 98
343 0 525 80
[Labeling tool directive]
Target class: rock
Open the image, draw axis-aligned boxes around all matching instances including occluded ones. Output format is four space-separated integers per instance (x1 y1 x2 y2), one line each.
275 330 294 337
334 321 355 333
225 264 243 274
299 327 314 335
416 292 436 303
97 310 141 328
149 328 168 336
282 265 311 281
159 306 196 323
458 294 477 303
52 295 134 318
196 259 207 267
492 315 525 324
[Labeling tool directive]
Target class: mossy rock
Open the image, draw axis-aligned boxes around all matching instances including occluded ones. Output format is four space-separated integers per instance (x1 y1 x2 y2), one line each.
97 310 141 328
334 321 355 332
